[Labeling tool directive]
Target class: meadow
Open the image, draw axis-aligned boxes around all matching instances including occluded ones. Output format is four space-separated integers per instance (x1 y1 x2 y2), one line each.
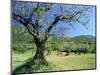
12 51 96 73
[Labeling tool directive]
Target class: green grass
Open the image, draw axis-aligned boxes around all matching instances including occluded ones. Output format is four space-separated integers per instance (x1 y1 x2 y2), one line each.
12 51 33 70
46 51 96 71
12 51 96 73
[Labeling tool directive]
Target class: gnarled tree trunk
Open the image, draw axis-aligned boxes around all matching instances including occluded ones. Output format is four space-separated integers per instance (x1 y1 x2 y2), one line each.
33 37 48 66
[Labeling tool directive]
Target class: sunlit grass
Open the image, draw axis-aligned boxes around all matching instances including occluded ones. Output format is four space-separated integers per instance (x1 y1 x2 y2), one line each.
12 51 96 72
12 51 33 70
46 51 96 71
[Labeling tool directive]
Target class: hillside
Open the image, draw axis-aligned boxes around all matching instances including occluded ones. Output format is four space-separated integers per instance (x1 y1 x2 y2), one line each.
70 35 96 43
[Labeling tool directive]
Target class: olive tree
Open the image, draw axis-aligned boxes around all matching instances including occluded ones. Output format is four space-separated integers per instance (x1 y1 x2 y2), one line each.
12 1 94 65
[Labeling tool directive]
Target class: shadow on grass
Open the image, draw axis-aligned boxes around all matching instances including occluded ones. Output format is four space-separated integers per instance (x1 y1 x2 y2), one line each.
12 57 34 75
12 57 55 75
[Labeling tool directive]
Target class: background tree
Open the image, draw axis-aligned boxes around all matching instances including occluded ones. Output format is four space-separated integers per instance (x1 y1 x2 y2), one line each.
12 1 94 65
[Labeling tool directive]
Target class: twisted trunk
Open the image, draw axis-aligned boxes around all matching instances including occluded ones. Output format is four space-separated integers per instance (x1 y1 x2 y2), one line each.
33 37 48 66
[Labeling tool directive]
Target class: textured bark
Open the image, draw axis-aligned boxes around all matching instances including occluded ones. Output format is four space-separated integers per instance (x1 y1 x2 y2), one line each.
65 50 69 56
33 37 48 66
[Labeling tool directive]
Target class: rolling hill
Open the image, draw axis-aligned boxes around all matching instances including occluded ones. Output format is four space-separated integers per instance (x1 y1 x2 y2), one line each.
70 35 96 43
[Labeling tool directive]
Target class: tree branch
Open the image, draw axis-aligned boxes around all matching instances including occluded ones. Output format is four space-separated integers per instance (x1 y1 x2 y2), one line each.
27 2 39 23
12 12 26 22
46 16 60 33
12 13 26 25
45 7 90 36
12 12 38 37
25 25 37 37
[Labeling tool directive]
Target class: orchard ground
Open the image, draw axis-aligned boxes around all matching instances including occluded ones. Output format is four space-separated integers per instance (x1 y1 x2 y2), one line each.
12 51 96 73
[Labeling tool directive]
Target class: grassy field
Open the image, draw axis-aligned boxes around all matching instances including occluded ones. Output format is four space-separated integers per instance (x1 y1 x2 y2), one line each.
12 51 96 73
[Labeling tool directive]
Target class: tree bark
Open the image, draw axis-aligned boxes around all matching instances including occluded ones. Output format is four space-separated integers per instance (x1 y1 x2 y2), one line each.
65 50 69 56
33 37 48 66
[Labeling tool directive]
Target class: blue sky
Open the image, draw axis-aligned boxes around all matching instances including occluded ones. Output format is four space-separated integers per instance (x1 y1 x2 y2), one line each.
66 8 96 37
48 5 96 37
12 2 96 37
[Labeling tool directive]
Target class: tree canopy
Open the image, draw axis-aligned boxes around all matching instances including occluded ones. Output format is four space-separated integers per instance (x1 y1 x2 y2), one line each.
12 1 94 41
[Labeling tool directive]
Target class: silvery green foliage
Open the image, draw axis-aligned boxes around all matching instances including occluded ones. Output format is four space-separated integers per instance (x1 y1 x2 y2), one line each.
12 1 94 40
